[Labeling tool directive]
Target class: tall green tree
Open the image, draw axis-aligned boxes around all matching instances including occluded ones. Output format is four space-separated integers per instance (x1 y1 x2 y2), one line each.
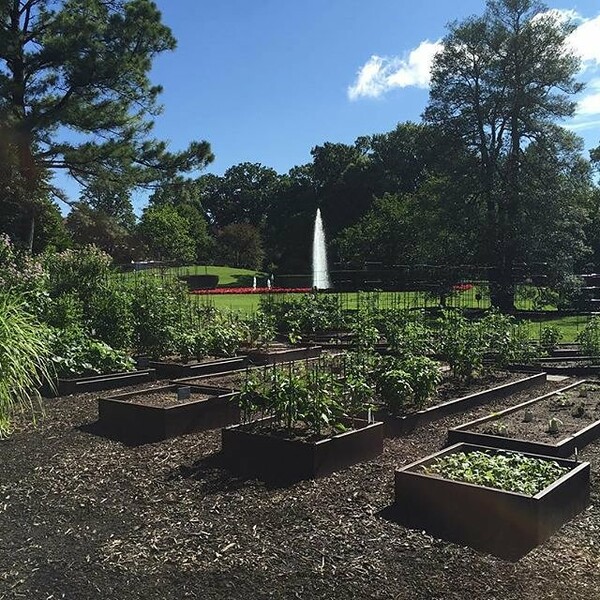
0 0 213 250
66 203 139 261
217 223 264 270
149 177 214 262
137 204 196 264
198 163 282 229
79 175 136 230
424 0 584 309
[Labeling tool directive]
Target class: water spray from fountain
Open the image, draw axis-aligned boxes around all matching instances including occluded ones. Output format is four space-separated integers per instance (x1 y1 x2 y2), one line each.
312 208 331 289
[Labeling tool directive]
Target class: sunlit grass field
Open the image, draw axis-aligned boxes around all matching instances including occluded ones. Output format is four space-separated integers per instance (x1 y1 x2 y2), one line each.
118 265 592 342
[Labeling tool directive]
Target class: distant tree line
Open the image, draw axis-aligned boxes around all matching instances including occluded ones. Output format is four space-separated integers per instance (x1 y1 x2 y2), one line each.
1 0 600 309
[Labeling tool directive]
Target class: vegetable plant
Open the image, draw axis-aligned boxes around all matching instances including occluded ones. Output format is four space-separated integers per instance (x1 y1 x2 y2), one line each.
422 450 568 496
577 315 600 356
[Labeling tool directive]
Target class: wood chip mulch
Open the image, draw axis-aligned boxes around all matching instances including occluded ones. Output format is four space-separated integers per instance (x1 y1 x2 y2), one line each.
1 376 600 600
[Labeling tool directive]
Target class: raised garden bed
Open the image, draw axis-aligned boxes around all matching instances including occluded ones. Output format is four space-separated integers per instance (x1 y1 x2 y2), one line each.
42 369 157 398
448 380 600 457
172 368 256 391
509 357 600 376
98 384 239 444
393 442 590 560
373 372 547 437
148 356 247 379
242 344 322 365
221 416 383 483
549 344 582 358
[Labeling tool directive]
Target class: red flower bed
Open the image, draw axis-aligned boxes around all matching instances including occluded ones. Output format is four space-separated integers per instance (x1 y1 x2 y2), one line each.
191 287 312 295
452 283 475 292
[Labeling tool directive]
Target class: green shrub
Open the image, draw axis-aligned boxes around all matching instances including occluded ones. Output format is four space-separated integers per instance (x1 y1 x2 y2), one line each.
382 309 432 358
259 292 347 337
577 316 600 356
49 328 135 377
540 325 562 352
0 292 53 437
436 310 485 380
130 278 190 357
375 366 413 415
42 293 84 329
44 245 111 301
87 285 134 350
244 310 276 348
478 311 535 367
400 355 442 408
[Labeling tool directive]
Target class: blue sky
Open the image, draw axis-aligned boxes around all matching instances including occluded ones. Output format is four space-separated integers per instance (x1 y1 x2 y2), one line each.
146 0 600 176
57 0 600 208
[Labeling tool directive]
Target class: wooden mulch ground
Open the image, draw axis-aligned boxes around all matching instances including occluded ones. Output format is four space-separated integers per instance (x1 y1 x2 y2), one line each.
1 375 599 600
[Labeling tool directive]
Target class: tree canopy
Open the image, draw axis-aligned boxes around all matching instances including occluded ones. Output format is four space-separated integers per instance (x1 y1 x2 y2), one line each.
424 0 586 307
0 0 213 249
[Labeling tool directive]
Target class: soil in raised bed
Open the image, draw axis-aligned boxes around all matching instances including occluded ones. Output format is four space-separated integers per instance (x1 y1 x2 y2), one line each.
469 381 600 444
113 390 216 409
235 418 370 443
536 359 600 368
184 370 250 390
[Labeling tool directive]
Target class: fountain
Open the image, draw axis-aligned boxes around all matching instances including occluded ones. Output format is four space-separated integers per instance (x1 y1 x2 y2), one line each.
312 208 331 289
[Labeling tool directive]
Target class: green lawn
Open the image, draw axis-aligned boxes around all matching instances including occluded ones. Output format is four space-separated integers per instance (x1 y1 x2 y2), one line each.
117 265 592 343
521 314 591 343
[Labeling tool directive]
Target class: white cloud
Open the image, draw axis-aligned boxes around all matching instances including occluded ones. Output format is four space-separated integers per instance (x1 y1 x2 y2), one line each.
347 40 442 100
567 13 600 68
576 78 600 117
347 9 600 109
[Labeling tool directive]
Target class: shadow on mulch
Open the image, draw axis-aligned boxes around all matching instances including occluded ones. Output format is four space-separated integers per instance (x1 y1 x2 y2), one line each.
76 420 151 448
377 503 403 525
167 451 304 492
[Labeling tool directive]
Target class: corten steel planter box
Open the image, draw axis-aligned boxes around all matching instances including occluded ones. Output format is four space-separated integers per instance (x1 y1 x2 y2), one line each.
171 367 261 390
509 359 600 376
148 356 248 379
393 443 590 561
244 345 322 366
373 372 547 437
42 369 157 398
447 380 600 457
550 345 582 358
222 417 383 483
98 384 239 444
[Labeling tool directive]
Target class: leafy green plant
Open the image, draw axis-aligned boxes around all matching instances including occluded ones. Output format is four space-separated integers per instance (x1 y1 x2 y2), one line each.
259 292 347 336
205 312 247 356
0 292 53 437
244 309 276 348
239 361 351 437
43 245 112 301
374 361 414 415
49 328 135 378
87 285 134 350
540 325 562 353
577 315 600 356
400 355 442 408
422 450 568 496
129 278 190 358
382 309 432 359
482 422 510 437
435 310 485 380
41 292 84 329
